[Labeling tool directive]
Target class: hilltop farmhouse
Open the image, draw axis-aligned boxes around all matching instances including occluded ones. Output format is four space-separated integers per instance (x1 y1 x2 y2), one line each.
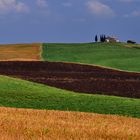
105 36 119 43
95 35 120 43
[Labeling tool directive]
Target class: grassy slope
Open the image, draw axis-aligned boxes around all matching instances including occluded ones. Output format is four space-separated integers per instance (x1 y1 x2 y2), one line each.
1 107 140 140
42 42 140 72
0 75 140 118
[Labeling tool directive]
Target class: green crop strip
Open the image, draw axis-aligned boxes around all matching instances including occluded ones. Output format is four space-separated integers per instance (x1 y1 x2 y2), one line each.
42 42 140 72
0 75 140 118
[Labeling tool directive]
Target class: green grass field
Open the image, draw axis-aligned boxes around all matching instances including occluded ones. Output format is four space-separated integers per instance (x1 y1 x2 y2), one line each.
0 75 140 118
42 42 140 72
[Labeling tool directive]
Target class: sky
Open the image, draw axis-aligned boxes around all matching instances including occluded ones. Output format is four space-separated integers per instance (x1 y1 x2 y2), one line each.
0 0 140 44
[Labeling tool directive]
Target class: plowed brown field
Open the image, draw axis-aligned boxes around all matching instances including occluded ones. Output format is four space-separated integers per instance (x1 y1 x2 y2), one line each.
0 107 140 140
0 43 41 61
0 61 140 98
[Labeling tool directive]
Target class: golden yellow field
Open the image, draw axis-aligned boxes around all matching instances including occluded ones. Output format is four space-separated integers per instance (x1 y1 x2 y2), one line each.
0 43 42 61
0 107 140 140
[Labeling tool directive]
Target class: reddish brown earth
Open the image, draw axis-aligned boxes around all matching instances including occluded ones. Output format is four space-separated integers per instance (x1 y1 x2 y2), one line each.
0 43 41 61
0 61 140 98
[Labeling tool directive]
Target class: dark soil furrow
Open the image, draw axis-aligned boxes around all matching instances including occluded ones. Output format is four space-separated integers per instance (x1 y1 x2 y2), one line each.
0 61 140 98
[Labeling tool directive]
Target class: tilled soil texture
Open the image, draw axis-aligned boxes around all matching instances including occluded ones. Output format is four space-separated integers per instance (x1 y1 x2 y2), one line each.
0 61 140 98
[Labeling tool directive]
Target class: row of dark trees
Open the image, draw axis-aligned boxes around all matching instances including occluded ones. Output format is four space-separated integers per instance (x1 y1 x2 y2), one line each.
95 35 107 42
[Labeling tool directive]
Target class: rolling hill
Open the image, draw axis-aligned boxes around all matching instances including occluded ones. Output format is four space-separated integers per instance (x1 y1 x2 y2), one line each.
0 61 140 98
0 75 140 118
0 42 140 139
42 42 140 72
0 42 140 72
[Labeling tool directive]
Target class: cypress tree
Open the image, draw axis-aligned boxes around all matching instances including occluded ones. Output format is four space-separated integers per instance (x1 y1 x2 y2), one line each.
95 35 98 42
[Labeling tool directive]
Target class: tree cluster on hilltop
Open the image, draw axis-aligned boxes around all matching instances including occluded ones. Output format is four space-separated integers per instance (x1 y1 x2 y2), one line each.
95 34 106 42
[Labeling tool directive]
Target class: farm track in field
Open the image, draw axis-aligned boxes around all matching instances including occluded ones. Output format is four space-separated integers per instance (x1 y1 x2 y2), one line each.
0 61 140 98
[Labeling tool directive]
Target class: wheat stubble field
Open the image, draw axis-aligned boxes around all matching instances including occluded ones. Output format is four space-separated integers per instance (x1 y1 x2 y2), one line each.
0 107 140 140
0 43 42 61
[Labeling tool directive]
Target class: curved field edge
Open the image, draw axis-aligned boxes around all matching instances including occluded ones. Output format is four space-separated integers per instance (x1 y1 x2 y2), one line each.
0 107 140 140
1 61 140 98
0 43 42 61
0 75 140 118
42 42 140 72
